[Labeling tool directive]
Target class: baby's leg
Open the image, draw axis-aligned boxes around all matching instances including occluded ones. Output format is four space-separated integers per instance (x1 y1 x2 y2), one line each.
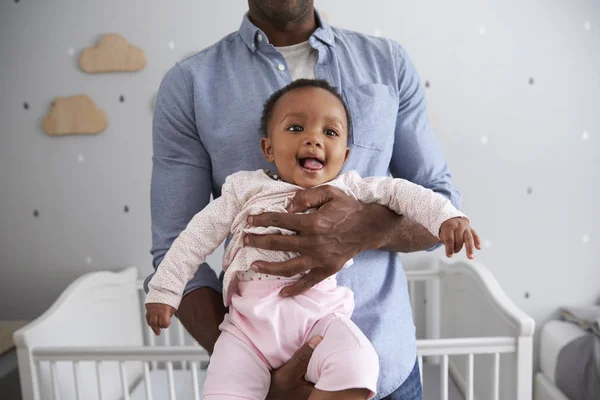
203 331 270 400
306 314 379 399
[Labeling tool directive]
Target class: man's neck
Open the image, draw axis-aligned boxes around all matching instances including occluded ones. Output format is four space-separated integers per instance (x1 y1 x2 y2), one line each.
247 7 317 47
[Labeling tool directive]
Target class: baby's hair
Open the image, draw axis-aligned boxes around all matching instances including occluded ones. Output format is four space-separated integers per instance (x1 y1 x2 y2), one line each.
259 79 352 138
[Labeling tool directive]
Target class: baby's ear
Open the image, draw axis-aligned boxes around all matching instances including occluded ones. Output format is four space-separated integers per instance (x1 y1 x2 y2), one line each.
260 137 275 162
343 147 350 163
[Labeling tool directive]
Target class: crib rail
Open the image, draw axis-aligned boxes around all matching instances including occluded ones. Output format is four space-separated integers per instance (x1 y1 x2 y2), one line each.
29 339 514 400
16 259 534 400
32 347 209 400
416 337 514 400
33 347 209 362
406 258 534 400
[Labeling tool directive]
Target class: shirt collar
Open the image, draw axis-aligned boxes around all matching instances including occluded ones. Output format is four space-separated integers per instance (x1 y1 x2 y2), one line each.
238 9 335 53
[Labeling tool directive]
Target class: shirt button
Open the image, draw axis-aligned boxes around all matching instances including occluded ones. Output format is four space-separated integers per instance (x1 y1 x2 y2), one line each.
257 34 263 42
277 64 285 71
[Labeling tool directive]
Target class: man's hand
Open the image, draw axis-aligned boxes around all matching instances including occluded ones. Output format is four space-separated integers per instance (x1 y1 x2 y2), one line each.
245 186 402 297
266 336 322 400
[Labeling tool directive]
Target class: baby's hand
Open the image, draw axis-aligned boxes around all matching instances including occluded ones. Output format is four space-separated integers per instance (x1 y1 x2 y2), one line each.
145 303 176 336
439 217 481 259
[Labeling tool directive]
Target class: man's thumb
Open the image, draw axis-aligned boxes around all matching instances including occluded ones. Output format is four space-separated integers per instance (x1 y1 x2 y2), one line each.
307 336 322 349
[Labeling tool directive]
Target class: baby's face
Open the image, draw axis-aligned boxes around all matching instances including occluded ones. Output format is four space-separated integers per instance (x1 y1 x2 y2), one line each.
261 87 350 188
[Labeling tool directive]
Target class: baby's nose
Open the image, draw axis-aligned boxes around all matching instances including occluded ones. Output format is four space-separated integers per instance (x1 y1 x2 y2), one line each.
304 133 323 147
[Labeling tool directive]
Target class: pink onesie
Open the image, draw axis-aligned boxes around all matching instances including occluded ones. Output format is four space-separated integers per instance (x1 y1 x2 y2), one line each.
146 170 466 399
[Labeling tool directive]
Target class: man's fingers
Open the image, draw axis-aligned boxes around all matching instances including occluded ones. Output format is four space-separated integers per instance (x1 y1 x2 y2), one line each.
245 233 306 253
253 256 312 277
248 212 312 233
280 271 325 297
464 229 476 259
288 186 338 213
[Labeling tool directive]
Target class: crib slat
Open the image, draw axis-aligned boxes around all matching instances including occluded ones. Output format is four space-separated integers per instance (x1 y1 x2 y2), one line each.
143 362 154 400
120 362 130 400
50 361 59 400
441 355 448 400
191 362 201 400
73 361 81 400
164 327 172 347
147 328 158 369
467 353 474 400
167 361 177 400
34 361 43 400
177 322 188 369
418 356 423 387
95 361 103 400
493 353 500 400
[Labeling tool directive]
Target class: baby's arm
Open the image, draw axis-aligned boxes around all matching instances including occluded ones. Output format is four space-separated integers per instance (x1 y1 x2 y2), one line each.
345 172 480 258
145 176 242 335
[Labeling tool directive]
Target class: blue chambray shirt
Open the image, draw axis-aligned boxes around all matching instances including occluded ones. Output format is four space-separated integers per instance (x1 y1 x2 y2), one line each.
146 11 460 398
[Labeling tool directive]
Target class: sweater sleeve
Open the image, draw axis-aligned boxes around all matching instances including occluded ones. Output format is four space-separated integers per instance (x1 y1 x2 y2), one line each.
344 171 468 238
145 175 242 309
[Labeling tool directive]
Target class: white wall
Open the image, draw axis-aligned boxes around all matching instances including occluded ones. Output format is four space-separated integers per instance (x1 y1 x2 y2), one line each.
0 0 598 363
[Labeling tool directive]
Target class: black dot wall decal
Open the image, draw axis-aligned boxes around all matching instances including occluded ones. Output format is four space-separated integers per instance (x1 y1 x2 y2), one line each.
119 95 125 103
524 292 530 299
425 81 430 88
33 210 39 218
23 102 29 110
529 77 535 85
124 205 129 213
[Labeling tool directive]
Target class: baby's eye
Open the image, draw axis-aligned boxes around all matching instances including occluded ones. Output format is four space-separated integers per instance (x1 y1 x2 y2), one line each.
287 125 304 132
324 129 339 137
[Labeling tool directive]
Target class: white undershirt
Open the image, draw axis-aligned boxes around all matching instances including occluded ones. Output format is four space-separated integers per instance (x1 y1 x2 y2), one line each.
276 41 318 80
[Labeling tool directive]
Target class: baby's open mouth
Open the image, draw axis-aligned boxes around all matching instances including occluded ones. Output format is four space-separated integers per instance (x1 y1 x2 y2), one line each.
298 156 325 172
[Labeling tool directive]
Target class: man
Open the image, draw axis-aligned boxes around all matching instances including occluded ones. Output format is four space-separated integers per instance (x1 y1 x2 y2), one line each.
146 1 460 399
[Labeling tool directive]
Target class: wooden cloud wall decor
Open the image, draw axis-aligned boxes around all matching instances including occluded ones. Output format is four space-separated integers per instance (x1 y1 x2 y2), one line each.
79 34 147 73
42 95 107 136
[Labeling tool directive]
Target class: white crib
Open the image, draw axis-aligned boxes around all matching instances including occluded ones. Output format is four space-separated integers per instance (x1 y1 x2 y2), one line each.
14 258 535 400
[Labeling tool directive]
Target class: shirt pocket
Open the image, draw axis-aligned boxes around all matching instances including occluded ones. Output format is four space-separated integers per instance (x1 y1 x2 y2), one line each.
343 83 398 152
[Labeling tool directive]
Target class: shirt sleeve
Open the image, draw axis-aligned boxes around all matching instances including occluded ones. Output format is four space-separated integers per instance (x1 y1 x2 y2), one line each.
345 171 467 239
145 63 222 298
388 44 462 250
146 176 242 309
389 44 461 209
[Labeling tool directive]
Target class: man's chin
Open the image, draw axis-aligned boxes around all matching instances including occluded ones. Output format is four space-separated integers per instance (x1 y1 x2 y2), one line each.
256 0 311 23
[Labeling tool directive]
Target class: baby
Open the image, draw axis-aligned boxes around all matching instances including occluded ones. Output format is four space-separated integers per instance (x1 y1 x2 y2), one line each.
145 79 480 400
